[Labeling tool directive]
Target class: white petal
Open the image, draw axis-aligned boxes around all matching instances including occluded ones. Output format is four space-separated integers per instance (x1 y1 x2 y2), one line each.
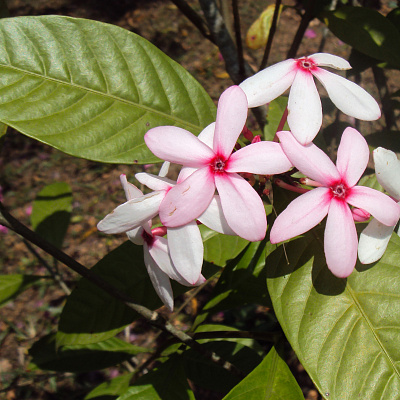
312 68 381 121
158 161 170 178
374 147 400 201
198 195 237 235
198 122 215 149
239 59 297 107
126 226 144 245
358 218 396 264
120 174 143 200
167 222 204 284
310 53 351 70
287 69 322 145
135 172 175 191
143 243 174 311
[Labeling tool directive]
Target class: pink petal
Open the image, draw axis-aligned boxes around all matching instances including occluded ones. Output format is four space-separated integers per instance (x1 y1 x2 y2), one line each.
324 199 357 278
167 222 203 284
215 172 267 241
336 127 369 187
135 172 175 191
287 69 322 145
227 141 293 175
239 59 297 107
145 126 215 167
213 86 248 159
346 186 400 226
159 167 215 227
198 122 215 149
373 147 400 201
358 218 395 264
270 187 331 243
312 68 381 121
177 166 197 183
97 191 164 233
310 53 351 70
198 195 237 235
120 174 143 200
277 131 340 186
143 243 174 311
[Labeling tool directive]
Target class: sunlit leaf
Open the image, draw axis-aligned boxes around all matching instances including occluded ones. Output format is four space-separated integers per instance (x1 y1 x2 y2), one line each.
85 373 134 400
223 345 304 400
29 334 150 372
263 97 288 141
30 182 72 248
0 274 42 307
0 16 216 164
267 231 400 399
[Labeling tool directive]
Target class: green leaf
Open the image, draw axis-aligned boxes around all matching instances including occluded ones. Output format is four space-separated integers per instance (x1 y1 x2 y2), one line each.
321 6 400 67
364 130 400 153
223 345 304 400
387 8 400 34
118 356 195 400
30 182 72 248
29 334 149 372
267 231 400 400
201 225 250 267
263 97 288 141
0 16 216 164
0 274 42 306
85 373 134 400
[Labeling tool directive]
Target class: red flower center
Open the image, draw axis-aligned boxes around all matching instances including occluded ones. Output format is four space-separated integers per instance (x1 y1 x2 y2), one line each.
331 182 348 199
211 156 226 174
297 57 317 71
142 229 155 246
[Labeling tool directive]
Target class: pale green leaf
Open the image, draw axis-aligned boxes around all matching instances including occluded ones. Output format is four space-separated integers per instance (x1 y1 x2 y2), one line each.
30 182 72 248
0 274 42 306
85 373 134 400
0 16 216 164
263 97 288 141
223 345 304 400
267 231 400 400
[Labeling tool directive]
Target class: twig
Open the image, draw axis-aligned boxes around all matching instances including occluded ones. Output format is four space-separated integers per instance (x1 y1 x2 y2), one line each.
232 0 245 81
259 0 282 70
0 201 245 379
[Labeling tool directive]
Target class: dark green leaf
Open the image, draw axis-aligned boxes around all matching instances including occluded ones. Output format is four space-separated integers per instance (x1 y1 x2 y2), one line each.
0 274 42 306
267 232 400 399
223 345 304 400
387 8 400 34
364 130 400 153
31 182 72 248
29 334 150 372
321 6 400 67
0 16 216 164
84 373 134 400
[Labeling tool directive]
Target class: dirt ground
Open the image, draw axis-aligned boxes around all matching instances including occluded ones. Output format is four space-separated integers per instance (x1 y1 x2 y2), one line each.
0 0 398 399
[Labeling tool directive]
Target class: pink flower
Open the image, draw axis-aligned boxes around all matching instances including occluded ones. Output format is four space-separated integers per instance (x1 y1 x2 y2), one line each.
145 85 292 242
270 127 400 278
239 53 381 145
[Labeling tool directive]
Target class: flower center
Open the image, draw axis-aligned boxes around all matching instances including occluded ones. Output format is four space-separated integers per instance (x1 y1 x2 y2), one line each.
211 156 226 174
297 57 317 71
142 229 155 246
331 182 348 199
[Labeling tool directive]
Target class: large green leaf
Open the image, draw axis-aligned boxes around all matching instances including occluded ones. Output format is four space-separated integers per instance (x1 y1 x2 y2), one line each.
29 334 149 372
0 16 216 164
321 6 400 67
263 97 289 141
223 345 304 400
85 373 134 400
0 274 42 306
30 182 72 248
267 231 400 400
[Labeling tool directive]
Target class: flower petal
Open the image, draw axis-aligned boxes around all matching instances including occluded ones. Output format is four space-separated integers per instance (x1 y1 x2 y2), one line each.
167 222 203 284
287 69 322 145
324 199 357 278
358 218 395 264
159 167 215 227
310 53 351 70
198 195 236 235
120 174 143 200
270 187 331 243
213 86 248 159
145 126 215 167
143 243 174 311
312 68 381 120
135 172 175 191
198 122 215 149
346 186 400 226
336 127 369 187
126 226 145 245
239 59 297 107
277 131 340 186
227 141 292 174
373 147 400 201
97 191 164 233
215 172 267 241
158 161 170 178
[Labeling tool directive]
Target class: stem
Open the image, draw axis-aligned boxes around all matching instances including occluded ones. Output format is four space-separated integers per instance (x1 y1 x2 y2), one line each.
259 0 282 70
0 201 244 378
232 0 245 81
274 179 309 194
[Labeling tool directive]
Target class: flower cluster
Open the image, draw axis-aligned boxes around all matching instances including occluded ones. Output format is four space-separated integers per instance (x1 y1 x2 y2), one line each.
98 52 400 307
